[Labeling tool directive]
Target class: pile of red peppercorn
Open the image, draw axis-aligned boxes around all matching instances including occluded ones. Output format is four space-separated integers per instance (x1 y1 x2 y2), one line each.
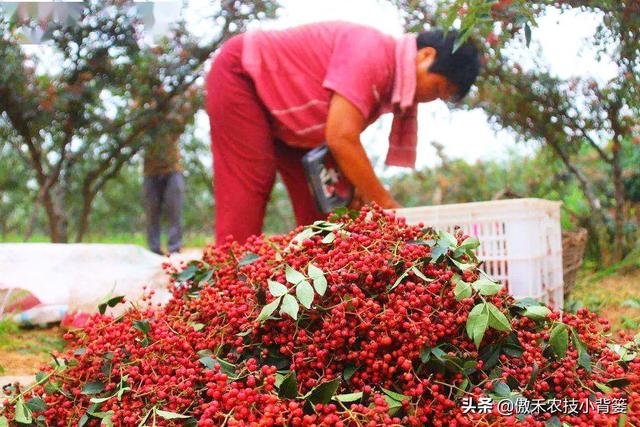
2 205 639 426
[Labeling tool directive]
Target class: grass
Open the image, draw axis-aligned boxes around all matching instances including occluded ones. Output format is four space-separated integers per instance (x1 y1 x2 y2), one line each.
0 318 67 376
566 248 640 333
0 232 214 249
581 245 640 284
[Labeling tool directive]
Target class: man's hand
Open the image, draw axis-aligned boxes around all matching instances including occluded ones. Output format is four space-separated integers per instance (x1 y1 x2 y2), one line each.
326 93 400 209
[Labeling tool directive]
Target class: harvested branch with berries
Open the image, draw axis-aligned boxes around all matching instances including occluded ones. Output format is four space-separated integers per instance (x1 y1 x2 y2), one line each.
1 205 639 426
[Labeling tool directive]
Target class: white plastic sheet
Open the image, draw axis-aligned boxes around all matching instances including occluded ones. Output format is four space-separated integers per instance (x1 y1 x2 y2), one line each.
0 243 190 318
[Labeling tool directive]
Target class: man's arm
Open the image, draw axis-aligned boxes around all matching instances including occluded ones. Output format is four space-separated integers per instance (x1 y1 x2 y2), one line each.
325 93 400 209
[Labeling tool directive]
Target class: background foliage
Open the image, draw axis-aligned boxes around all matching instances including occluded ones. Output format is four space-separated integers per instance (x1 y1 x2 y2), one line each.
1 0 638 266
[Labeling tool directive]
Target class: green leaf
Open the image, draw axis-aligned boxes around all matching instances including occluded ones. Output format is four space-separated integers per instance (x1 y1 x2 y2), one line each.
133 319 150 335
456 378 470 398
549 323 569 358
313 275 327 296
453 25 473 53
304 378 341 404
410 267 433 283
289 227 317 248
14 398 33 424
321 232 335 244
257 296 281 322
526 362 539 390
524 22 532 47
449 256 475 272
513 297 542 309
459 236 480 250
571 329 592 372
79 413 90 427
189 322 205 332
197 349 213 357
545 416 561 427
607 343 637 363
308 264 328 296
438 230 458 248
492 381 511 397
25 396 47 412
333 392 363 402
90 410 115 427
607 377 631 388
594 381 613 394
44 381 60 395
278 371 298 399
453 275 472 300
503 333 524 357
381 387 409 402
217 358 237 377
268 280 288 297
430 243 449 262
280 294 299 320
0 416 8 427
81 381 106 395
472 278 503 296
618 414 628 427
97 295 125 315
466 303 489 347
274 373 286 388
420 347 432 363
137 408 152 427
390 268 410 291
343 364 358 382
199 356 218 370
175 264 198 282
90 395 115 404
487 303 512 332
313 220 342 231
522 305 551 321
285 265 306 285
296 280 315 309
194 267 214 284
155 409 190 419
383 394 403 415
479 343 501 370
35 371 47 384
308 263 323 279
238 252 260 266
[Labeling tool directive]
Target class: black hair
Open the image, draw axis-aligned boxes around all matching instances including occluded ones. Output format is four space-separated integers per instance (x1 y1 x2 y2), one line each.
416 29 480 101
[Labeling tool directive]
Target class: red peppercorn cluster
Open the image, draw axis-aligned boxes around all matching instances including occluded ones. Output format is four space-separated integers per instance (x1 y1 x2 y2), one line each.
2 205 639 426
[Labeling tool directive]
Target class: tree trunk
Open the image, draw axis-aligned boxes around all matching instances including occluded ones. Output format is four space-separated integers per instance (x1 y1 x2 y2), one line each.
75 191 95 243
42 197 64 242
544 138 613 266
610 132 626 263
545 138 608 226
23 197 41 241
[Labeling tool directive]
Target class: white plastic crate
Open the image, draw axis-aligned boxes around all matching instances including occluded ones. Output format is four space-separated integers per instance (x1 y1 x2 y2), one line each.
395 198 564 308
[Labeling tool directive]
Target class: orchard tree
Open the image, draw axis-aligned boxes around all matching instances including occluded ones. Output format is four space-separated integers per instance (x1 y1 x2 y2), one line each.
390 0 639 264
0 0 278 242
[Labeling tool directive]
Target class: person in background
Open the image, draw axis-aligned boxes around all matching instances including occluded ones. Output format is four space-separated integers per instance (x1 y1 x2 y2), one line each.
143 131 184 255
206 21 480 244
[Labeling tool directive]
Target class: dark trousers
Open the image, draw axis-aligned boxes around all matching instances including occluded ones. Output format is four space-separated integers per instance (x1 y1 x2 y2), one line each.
143 172 184 254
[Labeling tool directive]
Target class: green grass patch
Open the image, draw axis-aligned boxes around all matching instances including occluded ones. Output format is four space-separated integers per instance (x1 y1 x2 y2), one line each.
585 245 640 284
1 233 213 248
0 318 66 354
0 317 20 347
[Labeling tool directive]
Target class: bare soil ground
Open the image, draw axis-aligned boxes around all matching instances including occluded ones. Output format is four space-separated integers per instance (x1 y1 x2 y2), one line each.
0 326 65 376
